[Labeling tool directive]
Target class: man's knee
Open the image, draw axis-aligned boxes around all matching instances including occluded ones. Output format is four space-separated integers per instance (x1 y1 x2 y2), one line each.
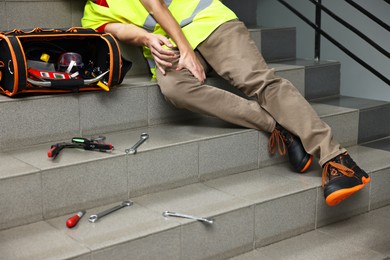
157 70 199 106
157 74 183 103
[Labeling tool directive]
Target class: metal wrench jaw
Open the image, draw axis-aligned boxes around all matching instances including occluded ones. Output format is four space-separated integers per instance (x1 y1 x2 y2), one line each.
162 211 214 224
88 214 99 223
122 200 133 207
126 148 137 155
125 133 149 154
200 217 214 224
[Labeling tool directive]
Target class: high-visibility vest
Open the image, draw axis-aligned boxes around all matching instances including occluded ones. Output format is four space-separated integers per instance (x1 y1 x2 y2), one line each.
82 0 237 77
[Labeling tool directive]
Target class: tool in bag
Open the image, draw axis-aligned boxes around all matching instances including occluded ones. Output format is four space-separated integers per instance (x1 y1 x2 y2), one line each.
48 136 114 160
0 27 132 97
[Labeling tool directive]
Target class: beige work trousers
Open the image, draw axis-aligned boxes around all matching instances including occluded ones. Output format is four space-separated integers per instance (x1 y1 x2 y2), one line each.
156 20 345 166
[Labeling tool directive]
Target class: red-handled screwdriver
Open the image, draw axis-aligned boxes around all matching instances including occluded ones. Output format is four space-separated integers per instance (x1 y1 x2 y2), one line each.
66 210 86 228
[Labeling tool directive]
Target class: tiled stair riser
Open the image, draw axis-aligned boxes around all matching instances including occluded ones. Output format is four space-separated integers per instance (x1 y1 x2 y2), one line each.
358 104 390 143
0 95 80 152
313 96 390 145
305 63 341 100
255 27 297 62
79 86 149 135
254 189 317 248
370 168 390 210
0 173 42 230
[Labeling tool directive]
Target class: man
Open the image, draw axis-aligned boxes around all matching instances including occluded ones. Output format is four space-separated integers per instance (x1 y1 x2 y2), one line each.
82 0 370 206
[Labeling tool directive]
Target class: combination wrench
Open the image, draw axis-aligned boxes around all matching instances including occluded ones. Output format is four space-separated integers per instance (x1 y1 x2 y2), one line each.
88 201 133 223
125 133 149 154
162 211 214 224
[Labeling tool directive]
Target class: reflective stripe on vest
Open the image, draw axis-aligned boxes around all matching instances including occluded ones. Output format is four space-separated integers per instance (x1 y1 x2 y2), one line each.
143 0 173 31
147 58 156 70
142 0 211 32
180 0 212 27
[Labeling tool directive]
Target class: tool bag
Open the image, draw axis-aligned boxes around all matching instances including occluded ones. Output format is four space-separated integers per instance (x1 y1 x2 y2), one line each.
0 27 132 97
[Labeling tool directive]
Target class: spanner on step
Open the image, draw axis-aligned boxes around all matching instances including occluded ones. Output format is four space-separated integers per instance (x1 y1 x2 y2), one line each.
88 201 133 223
162 211 214 224
125 133 149 154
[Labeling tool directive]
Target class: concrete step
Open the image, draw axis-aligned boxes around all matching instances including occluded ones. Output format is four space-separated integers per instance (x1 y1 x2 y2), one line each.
248 26 296 62
231 205 390 260
282 59 341 100
0 143 389 259
0 99 361 231
312 96 390 143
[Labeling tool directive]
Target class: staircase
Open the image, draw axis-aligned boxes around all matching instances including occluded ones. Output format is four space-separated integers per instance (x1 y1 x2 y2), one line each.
1 21 390 260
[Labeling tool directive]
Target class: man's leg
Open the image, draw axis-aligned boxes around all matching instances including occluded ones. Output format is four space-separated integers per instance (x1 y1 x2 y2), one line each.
156 20 370 206
195 20 370 206
197 20 344 165
156 50 277 133
157 48 310 172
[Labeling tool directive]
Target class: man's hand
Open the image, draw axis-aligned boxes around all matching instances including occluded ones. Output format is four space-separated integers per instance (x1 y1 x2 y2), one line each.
146 33 205 83
140 0 206 83
177 50 206 83
145 33 177 76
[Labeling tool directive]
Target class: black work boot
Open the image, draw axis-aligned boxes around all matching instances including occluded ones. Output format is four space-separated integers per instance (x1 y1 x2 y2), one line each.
322 152 370 206
268 124 312 173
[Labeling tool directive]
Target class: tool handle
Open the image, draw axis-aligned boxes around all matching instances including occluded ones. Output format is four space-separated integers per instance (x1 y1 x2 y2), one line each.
48 144 63 159
66 211 85 228
98 204 124 218
71 137 89 143
72 137 113 151
88 201 133 223
48 143 83 159
84 142 113 151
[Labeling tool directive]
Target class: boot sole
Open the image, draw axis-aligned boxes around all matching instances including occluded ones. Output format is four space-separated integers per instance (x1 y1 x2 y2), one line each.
325 176 371 206
299 155 313 173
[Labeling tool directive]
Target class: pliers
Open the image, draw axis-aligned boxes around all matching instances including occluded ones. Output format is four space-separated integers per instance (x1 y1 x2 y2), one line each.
48 137 113 159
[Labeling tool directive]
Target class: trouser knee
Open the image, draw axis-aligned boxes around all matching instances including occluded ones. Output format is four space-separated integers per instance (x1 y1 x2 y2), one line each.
157 70 199 109
157 74 194 109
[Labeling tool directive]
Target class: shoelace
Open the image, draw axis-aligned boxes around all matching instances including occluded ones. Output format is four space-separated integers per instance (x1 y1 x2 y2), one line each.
322 161 355 188
268 129 286 156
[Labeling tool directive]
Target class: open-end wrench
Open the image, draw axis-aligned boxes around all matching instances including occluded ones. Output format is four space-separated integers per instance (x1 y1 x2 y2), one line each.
89 201 133 223
125 133 149 154
162 211 214 224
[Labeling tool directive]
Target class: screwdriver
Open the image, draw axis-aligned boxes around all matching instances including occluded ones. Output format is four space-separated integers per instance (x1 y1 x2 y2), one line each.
66 210 86 228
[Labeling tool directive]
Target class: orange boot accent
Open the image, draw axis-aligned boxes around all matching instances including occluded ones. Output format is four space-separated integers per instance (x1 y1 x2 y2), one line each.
325 183 366 206
300 155 313 173
323 157 371 206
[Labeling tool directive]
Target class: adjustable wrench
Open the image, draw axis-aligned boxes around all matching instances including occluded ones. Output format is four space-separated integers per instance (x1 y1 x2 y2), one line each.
89 201 133 223
162 211 214 224
125 133 149 154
